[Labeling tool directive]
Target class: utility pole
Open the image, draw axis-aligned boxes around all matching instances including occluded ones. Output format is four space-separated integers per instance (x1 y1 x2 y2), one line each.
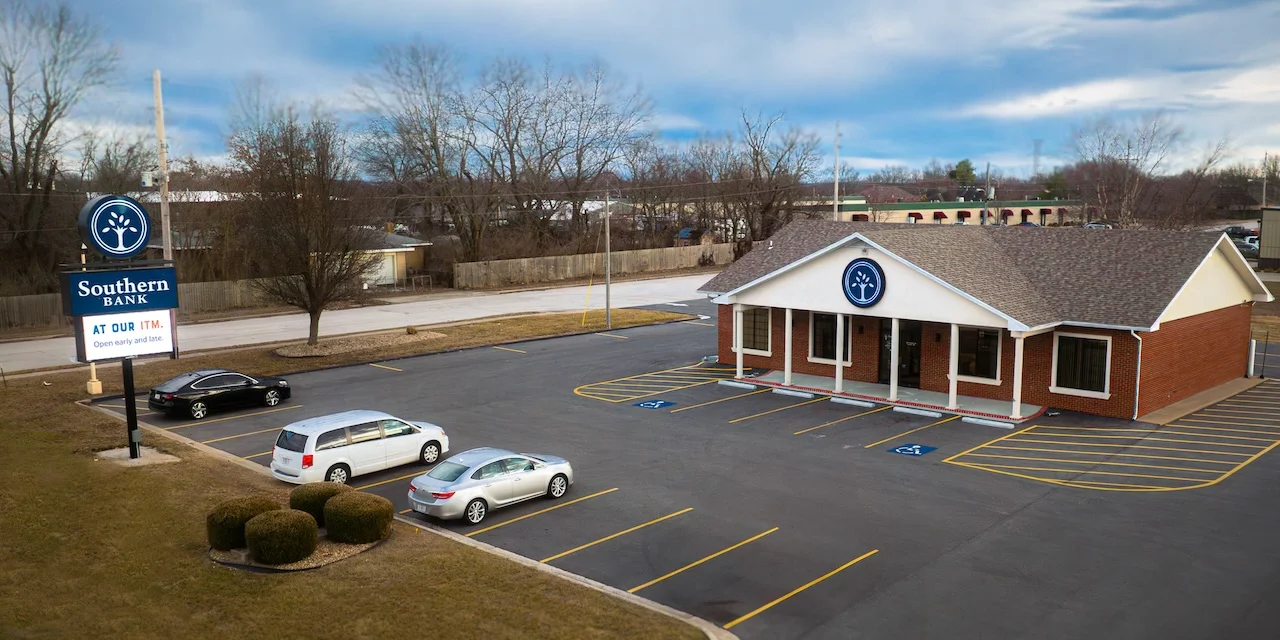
833 122 841 221
1264 152 1270 208
153 70 179 359
604 189 611 330
983 162 991 225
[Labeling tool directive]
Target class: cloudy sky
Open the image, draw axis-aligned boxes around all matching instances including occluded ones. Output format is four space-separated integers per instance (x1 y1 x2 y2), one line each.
64 0 1280 177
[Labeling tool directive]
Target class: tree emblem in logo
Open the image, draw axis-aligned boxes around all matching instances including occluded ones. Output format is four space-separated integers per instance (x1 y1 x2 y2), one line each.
78 195 151 259
100 210 139 252
842 258 885 308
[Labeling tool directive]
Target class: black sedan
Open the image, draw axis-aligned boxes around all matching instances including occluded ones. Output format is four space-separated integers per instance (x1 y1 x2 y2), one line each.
148 369 291 419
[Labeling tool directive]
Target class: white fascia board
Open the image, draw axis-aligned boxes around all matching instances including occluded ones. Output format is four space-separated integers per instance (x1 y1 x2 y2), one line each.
716 231 864 300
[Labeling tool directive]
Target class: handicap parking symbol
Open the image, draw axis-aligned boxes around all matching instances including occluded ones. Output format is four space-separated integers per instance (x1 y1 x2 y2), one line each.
888 443 937 457
634 400 676 409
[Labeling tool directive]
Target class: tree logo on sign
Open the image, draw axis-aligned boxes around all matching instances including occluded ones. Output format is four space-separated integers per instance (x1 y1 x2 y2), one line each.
79 195 151 259
842 258 886 308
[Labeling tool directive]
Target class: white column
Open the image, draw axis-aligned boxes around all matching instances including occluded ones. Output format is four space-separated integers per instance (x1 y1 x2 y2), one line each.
734 303 744 379
1012 334 1025 420
834 313 845 394
947 323 959 410
784 308 793 386
889 317 900 401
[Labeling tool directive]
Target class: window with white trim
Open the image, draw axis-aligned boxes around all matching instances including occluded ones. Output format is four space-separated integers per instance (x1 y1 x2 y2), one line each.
740 308 770 353
957 328 1000 381
1052 333 1111 396
810 313 851 362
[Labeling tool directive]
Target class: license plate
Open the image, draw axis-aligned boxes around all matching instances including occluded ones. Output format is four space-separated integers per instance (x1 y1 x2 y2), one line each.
281 457 291 464
413 503 429 514
152 393 160 400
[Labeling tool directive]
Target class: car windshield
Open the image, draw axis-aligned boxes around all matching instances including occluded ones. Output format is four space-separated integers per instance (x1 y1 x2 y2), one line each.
426 461 469 482
154 372 202 392
275 430 307 453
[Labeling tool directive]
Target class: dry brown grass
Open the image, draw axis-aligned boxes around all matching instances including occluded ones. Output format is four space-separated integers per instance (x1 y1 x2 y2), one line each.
0 309 702 639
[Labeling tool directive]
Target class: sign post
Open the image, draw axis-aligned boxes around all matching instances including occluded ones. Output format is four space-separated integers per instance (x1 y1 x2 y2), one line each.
62 194 180 459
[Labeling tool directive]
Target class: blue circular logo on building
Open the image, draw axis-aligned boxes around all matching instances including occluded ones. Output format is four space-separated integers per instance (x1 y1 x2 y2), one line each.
842 258 886 308
78 195 151 259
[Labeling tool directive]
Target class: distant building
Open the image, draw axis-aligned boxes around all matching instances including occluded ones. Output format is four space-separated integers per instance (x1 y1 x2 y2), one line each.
840 199 1085 225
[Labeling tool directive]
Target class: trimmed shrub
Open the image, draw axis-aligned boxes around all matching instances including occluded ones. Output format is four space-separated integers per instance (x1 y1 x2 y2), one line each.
245 509 318 565
289 482 354 526
207 496 282 550
324 492 394 544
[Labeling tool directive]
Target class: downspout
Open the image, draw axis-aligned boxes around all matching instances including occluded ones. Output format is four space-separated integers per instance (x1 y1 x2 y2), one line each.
1130 330 1143 420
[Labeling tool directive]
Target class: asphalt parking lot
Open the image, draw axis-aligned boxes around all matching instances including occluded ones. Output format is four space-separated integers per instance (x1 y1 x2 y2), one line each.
95 299 1280 639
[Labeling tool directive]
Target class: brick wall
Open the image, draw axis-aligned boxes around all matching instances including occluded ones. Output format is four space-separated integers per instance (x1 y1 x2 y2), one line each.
1136 303 1251 417
717 304 1248 420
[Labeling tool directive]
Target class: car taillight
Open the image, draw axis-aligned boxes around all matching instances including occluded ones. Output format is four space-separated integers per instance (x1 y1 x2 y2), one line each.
409 483 417 493
430 491 455 500
163 393 174 400
302 454 313 469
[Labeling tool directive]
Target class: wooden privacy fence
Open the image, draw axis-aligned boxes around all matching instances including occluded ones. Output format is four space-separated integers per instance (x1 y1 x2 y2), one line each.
453 243 734 289
0 278 269 329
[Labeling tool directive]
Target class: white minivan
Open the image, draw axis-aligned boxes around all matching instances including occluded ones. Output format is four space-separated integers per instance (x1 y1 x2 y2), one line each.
271 410 449 485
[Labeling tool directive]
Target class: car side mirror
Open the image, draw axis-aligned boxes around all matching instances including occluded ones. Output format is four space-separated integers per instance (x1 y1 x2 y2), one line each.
533 463 545 470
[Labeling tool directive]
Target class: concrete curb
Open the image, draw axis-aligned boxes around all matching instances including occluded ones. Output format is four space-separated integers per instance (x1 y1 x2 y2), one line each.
81 400 734 640
394 516 737 640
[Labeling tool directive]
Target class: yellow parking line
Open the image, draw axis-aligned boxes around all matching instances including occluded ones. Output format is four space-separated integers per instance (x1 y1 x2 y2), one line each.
1206 439 1280 486
492 345 527 354
723 549 879 630
369 363 403 372
962 462 1207 482
1070 480 1172 490
1006 437 1253 457
863 415 960 449
1221 399 1280 408
201 426 280 444
355 470 427 491
686 321 717 327
1168 424 1280 437
243 451 272 459
595 332 628 340
629 527 779 593
595 381 685 389
672 388 772 413
1043 425 1280 441
618 381 723 403
942 425 1038 462
1177 417 1280 429
100 403 127 408
163 404 303 430
466 488 619 537
729 396 831 424
399 508 412 514
985 445 1237 464
961 453 1224 473
1200 406 1280 416
541 508 692 563
795 405 891 435
1025 432 1265 449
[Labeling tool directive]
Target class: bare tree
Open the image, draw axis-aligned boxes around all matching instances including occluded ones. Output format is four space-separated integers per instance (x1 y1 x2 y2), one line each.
733 111 820 254
230 108 380 345
869 165 918 184
0 0 117 291
1073 112 1181 226
1140 139 1229 230
77 130 153 195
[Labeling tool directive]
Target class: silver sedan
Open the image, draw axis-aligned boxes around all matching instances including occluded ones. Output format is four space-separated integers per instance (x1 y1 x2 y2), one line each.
407 447 574 524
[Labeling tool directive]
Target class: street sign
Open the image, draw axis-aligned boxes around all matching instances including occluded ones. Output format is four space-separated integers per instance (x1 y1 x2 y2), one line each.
78 194 152 259
888 443 937 457
634 400 676 409
75 309 174 362
62 266 178 316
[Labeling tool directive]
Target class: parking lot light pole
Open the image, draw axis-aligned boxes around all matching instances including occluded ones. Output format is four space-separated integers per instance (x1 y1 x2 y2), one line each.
605 190 611 330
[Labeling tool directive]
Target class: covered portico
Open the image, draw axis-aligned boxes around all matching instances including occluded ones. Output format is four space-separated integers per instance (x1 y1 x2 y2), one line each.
719 233 1039 421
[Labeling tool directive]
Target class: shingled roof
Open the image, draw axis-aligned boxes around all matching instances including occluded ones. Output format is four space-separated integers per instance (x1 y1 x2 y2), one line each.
700 220 1238 330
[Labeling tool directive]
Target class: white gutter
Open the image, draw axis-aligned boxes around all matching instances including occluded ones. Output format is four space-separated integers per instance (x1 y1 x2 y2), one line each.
1130 330 1143 420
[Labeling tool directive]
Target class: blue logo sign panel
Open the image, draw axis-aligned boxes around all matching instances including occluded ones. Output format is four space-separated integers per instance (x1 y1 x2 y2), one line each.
62 267 178 316
842 258 886 308
634 400 676 409
888 443 936 457
79 195 152 259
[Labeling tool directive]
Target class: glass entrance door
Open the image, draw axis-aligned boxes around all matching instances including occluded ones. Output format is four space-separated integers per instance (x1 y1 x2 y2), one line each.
878 319 922 389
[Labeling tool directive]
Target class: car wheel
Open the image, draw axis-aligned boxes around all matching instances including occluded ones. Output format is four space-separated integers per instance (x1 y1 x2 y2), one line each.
420 441 441 465
547 474 568 499
464 499 487 525
189 401 208 420
325 464 350 484
263 388 281 407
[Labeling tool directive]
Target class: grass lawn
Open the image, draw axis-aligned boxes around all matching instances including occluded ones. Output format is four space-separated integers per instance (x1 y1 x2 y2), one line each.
0 309 704 640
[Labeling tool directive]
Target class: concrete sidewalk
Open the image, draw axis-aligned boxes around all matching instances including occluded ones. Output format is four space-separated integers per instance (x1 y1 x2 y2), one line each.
0 273 711 373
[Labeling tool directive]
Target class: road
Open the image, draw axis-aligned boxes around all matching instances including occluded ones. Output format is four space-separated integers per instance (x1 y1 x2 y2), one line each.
0 274 711 373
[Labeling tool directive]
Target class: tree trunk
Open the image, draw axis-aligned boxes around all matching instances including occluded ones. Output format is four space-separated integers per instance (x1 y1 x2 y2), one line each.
308 310 322 346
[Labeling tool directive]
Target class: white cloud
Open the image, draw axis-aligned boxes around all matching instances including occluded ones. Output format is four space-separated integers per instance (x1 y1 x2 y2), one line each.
648 112 702 131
